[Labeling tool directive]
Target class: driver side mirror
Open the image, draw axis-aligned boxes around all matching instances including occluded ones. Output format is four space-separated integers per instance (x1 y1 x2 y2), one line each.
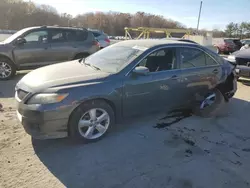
132 66 150 76
16 37 26 45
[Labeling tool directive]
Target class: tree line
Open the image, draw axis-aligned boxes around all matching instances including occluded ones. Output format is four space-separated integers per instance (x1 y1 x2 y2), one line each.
1 0 250 38
0 0 184 36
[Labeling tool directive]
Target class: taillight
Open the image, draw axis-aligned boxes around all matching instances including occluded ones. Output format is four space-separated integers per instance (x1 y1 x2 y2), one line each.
93 40 100 47
105 38 110 43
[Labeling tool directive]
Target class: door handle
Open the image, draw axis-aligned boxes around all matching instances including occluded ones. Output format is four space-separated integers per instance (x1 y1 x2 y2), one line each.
171 75 179 80
212 69 219 74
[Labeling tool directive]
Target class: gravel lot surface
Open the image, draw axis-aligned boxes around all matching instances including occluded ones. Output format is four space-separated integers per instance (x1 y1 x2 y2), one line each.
0 73 250 188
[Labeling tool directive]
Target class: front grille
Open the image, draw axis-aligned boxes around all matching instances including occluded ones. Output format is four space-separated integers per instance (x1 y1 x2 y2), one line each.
16 89 29 101
236 58 250 66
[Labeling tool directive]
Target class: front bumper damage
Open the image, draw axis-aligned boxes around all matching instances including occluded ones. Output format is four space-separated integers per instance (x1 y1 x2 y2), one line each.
15 89 70 139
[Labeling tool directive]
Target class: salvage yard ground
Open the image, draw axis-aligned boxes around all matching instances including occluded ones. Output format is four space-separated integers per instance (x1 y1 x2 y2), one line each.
0 73 250 188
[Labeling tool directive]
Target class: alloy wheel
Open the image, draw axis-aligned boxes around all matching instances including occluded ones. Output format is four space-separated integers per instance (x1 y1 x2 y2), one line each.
0 62 12 79
200 93 216 109
78 108 110 139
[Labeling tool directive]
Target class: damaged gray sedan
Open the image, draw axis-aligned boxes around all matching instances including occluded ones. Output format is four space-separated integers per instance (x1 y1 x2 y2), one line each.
15 39 237 142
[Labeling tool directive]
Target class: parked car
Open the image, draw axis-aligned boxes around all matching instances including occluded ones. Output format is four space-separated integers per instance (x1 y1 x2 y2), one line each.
15 39 237 142
241 39 250 45
214 38 242 54
0 26 100 80
226 48 250 79
88 29 110 48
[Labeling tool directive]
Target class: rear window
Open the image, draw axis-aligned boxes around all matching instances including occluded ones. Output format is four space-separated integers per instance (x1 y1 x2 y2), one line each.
92 32 101 37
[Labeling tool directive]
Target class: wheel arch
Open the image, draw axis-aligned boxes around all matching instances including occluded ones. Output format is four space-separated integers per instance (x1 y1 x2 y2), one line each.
0 54 16 67
67 98 117 136
215 72 235 101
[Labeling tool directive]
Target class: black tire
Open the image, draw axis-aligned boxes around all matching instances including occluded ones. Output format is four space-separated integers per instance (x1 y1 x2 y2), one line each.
0 57 16 80
73 53 89 60
193 89 225 118
68 100 115 143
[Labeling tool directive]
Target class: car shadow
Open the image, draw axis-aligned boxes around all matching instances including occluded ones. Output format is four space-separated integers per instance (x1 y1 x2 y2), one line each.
0 71 28 98
32 97 250 188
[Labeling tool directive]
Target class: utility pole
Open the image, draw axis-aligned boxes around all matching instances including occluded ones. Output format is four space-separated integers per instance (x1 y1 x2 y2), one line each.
196 1 203 32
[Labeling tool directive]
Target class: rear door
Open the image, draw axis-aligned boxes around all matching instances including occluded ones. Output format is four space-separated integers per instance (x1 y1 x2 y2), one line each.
179 47 222 100
69 29 95 55
47 29 76 62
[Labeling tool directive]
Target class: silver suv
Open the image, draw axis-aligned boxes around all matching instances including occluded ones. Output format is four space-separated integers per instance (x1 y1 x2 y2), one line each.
0 26 100 80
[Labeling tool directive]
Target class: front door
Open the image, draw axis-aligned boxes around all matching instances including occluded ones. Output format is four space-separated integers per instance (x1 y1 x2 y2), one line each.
13 29 51 68
123 47 184 117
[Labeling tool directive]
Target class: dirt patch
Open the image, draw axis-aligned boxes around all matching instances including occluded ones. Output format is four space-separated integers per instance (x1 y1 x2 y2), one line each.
0 81 250 188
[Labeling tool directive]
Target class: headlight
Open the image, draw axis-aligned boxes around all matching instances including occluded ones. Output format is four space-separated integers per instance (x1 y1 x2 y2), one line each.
27 93 68 104
228 55 236 60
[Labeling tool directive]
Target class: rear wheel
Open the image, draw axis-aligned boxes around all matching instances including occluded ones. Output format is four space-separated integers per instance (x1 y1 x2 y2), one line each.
193 89 225 117
69 100 115 142
0 58 16 80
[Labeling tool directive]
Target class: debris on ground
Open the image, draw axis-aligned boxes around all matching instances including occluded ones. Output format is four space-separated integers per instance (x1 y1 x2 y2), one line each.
0 103 3 112
183 138 195 146
233 151 240 157
185 149 193 154
242 148 250 152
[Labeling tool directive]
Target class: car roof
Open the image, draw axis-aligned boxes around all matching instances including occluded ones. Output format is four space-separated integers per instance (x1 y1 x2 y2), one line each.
113 39 197 48
163 38 197 44
24 26 88 31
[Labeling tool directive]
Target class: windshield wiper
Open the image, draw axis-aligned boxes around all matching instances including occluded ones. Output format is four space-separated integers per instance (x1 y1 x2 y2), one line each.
82 61 101 71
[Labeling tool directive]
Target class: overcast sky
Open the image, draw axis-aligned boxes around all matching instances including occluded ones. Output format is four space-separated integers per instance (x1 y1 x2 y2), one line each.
24 0 250 30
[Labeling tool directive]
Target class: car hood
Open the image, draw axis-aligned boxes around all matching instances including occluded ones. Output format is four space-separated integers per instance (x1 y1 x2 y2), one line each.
232 49 250 59
16 60 110 92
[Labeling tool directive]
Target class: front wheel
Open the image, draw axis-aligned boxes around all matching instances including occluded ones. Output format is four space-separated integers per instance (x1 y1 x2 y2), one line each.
0 58 16 80
193 89 225 118
68 100 115 142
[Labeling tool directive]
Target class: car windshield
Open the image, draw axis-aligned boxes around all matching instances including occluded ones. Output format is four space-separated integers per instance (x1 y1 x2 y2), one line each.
83 45 145 73
3 28 30 43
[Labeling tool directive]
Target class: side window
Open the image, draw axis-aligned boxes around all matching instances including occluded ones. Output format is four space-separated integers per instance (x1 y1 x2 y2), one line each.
180 48 206 69
51 30 66 43
65 30 77 42
138 48 177 72
205 53 218 66
64 30 88 42
24 30 48 43
75 30 88 41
